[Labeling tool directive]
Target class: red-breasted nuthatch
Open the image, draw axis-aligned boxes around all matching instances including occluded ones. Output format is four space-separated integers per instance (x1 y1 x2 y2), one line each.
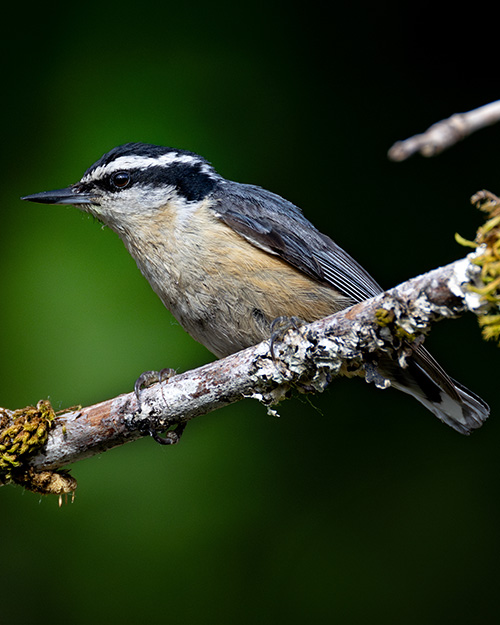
22 142 489 434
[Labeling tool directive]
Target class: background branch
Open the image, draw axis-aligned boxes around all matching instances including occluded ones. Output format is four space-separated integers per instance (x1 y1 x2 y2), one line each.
388 100 500 161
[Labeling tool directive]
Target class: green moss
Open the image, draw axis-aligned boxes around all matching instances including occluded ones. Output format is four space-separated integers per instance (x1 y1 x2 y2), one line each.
0 400 55 479
0 400 77 500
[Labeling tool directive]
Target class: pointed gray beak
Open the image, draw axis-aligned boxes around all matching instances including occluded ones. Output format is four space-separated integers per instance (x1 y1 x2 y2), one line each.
21 186 95 206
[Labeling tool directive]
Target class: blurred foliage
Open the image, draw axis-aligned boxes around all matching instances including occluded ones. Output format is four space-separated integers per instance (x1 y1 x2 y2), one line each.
1 2 500 624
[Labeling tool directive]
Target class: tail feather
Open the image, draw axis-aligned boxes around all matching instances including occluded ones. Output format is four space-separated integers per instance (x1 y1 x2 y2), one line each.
381 346 489 434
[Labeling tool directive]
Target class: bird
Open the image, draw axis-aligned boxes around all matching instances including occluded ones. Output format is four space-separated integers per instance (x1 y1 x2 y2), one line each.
22 142 489 434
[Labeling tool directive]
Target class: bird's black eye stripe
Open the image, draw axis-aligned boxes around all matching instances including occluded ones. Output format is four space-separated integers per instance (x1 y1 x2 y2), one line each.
85 162 217 200
110 171 131 190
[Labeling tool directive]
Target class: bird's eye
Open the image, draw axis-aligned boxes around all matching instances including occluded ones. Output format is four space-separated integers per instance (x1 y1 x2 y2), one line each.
110 171 131 189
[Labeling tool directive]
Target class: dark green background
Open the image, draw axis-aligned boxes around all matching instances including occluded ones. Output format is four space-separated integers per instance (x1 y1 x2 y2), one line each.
2 3 499 624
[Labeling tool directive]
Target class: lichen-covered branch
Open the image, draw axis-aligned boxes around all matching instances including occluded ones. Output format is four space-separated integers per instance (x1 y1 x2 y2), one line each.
1 192 500 499
388 100 500 161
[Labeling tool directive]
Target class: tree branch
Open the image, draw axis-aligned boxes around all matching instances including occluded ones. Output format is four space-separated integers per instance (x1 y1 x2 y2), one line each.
388 100 500 161
2 192 500 498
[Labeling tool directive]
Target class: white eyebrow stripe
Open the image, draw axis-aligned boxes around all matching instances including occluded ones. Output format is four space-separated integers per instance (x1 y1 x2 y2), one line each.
82 152 216 182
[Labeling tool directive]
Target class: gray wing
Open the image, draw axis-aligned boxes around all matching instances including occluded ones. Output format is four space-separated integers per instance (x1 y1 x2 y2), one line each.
213 180 383 303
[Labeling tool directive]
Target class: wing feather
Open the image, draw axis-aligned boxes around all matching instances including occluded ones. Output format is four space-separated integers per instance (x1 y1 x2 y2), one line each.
214 181 382 303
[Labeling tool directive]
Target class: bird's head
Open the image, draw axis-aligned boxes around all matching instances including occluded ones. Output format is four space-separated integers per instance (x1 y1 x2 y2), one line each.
22 142 220 232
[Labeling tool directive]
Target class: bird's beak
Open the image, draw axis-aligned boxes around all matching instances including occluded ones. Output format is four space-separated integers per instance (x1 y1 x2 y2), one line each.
21 186 95 206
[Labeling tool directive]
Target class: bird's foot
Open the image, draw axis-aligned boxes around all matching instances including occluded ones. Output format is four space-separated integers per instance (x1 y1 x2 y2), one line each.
134 367 176 399
149 421 187 445
134 368 186 445
269 316 305 360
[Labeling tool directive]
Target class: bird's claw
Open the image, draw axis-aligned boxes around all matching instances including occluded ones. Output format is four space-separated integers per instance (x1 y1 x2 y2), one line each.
149 421 187 445
269 316 305 360
134 367 182 445
134 368 176 401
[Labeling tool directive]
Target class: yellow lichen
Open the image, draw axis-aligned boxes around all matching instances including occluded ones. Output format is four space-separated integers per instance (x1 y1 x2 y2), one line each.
456 190 500 344
375 307 416 342
374 308 395 327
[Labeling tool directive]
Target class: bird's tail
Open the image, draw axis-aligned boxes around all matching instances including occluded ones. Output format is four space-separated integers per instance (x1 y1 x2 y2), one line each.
380 346 489 434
